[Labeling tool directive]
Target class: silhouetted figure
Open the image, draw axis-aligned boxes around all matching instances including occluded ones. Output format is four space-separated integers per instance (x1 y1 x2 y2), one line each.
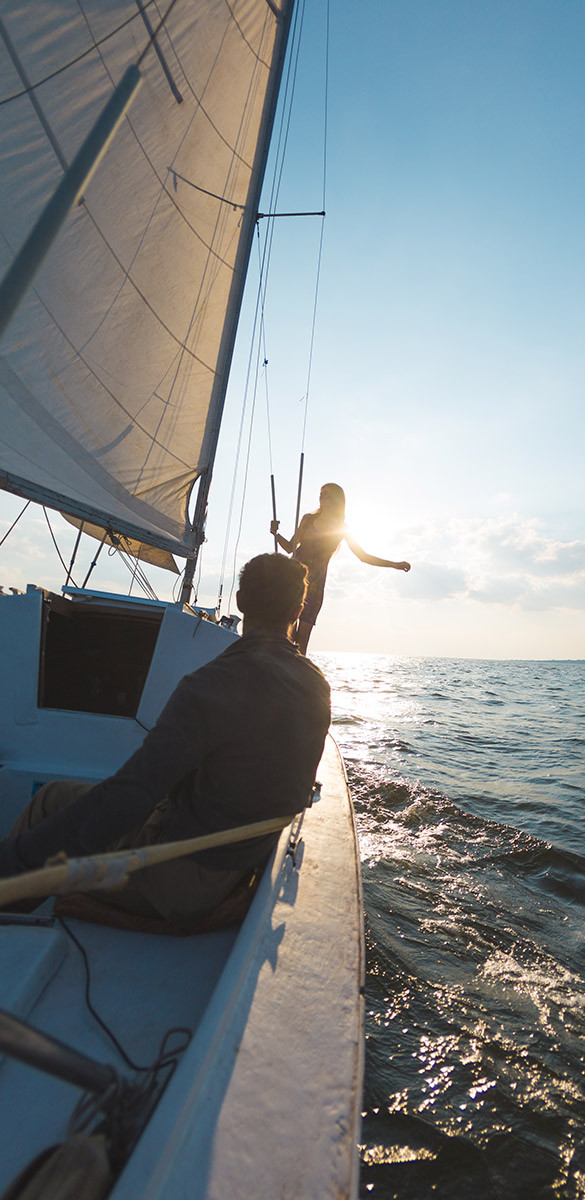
271 483 410 654
0 555 330 924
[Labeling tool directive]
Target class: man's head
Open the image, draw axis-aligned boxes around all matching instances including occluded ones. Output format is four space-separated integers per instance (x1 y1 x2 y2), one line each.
237 553 308 634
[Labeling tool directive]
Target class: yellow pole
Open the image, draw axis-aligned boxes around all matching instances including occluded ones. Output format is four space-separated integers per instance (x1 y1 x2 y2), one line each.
0 815 294 907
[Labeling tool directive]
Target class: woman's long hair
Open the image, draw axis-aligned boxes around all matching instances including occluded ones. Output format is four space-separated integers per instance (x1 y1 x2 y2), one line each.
318 482 346 523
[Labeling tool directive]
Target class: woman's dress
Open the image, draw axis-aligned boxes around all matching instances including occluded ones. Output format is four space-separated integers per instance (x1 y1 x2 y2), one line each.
294 515 342 627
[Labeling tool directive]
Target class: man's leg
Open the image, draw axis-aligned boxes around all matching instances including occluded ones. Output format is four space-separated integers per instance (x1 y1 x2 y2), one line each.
2 781 95 913
9 780 94 842
8 783 249 924
105 805 249 922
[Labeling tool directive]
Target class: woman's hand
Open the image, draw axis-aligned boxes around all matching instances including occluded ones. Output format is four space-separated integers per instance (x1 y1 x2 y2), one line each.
398 561 411 572
270 519 280 535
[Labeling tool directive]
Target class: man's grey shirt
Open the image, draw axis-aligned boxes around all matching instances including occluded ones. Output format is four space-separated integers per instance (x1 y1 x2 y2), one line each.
8 630 331 873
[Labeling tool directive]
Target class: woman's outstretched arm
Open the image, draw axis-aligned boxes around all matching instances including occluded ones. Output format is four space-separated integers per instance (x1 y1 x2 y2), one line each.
345 532 410 571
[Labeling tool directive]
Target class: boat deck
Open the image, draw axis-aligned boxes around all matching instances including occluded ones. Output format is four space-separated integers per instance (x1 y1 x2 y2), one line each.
0 736 363 1199
0 913 237 1189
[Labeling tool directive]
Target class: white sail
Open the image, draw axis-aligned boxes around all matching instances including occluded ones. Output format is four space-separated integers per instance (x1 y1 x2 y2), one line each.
0 0 292 558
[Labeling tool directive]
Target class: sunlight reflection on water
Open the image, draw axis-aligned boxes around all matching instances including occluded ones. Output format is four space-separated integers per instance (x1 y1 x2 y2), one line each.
313 653 585 1200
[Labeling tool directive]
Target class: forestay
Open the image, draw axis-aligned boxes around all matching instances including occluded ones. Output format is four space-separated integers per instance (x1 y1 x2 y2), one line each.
0 0 292 557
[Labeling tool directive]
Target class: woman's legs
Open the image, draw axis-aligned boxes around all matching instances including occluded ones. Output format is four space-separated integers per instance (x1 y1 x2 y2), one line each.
295 569 324 654
295 619 313 655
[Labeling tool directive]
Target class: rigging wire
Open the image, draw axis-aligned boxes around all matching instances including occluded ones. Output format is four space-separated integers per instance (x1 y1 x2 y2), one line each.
215 0 308 612
259 229 274 483
218 0 308 613
64 521 84 587
225 0 330 599
289 0 329 542
124 543 143 598
2 502 158 600
43 507 79 586
257 229 280 553
113 542 159 601
299 0 329 458
216 268 265 613
0 499 31 549
227 298 267 615
172 562 187 602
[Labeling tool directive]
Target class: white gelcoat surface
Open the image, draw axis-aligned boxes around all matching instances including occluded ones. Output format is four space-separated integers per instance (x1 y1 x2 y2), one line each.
0 917 238 1190
0 588 236 832
0 696 363 1197
113 735 364 1200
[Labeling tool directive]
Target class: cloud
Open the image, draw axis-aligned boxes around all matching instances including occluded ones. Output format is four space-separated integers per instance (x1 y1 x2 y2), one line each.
401 562 467 600
478 521 585 577
393 515 585 612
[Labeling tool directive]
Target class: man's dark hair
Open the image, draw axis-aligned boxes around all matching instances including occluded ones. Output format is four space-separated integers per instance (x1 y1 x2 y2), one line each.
238 554 308 627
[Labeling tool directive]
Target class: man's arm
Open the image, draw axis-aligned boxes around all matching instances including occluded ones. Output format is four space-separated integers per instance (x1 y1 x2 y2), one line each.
0 674 210 876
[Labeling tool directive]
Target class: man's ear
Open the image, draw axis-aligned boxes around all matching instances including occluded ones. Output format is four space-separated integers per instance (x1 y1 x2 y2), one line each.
236 590 242 613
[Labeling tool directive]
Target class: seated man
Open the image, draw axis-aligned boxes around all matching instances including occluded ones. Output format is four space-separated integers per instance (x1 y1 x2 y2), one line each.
0 554 331 924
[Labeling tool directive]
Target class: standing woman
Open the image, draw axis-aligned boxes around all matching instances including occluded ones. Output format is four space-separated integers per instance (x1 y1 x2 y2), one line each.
270 483 410 654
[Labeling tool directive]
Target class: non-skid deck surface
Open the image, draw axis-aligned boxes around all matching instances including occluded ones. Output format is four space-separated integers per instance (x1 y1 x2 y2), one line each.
113 735 364 1200
0 914 237 1190
0 735 364 1200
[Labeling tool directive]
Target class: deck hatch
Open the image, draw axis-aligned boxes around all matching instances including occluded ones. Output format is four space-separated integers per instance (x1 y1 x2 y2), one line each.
38 597 163 718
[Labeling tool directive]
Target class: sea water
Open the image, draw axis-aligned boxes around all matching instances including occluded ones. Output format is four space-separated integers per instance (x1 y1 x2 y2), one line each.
314 654 585 1200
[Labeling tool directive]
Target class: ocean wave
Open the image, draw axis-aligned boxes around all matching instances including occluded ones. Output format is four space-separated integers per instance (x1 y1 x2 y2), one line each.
488 840 585 905
321 652 585 1199
349 761 585 909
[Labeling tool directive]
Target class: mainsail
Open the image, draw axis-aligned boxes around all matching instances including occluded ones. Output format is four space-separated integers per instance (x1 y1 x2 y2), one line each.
0 0 294 560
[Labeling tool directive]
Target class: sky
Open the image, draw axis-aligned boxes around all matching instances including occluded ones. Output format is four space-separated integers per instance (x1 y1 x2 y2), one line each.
1 0 584 659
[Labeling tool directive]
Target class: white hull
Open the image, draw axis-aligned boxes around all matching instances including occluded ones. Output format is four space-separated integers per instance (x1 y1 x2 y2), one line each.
0 590 363 1198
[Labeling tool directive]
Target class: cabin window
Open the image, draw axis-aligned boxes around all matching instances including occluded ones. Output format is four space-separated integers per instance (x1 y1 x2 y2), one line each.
38 598 163 717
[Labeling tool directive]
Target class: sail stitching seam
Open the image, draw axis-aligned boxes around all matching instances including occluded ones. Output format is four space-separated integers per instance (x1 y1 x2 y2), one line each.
0 357 194 530
73 3 240 289
0 5 158 107
222 0 276 69
149 0 257 165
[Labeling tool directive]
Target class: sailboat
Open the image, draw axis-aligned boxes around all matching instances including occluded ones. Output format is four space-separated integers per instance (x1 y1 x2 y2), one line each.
0 2 363 1197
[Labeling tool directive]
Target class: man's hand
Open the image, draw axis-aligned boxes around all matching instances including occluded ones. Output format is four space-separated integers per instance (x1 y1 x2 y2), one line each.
399 561 411 572
270 519 280 535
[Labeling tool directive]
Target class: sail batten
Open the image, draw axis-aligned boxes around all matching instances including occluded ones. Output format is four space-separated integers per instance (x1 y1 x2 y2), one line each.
0 0 293 561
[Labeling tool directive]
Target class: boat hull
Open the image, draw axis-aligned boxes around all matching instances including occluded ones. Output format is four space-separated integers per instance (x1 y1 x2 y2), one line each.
0 737 363 1199
112 734 364 1200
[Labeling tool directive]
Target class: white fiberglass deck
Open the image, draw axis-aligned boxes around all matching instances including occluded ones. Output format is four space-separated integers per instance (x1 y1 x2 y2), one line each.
0 737 364 1200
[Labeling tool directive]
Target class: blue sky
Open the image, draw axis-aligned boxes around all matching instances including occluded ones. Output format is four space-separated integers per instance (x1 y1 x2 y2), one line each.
1 0 584 658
